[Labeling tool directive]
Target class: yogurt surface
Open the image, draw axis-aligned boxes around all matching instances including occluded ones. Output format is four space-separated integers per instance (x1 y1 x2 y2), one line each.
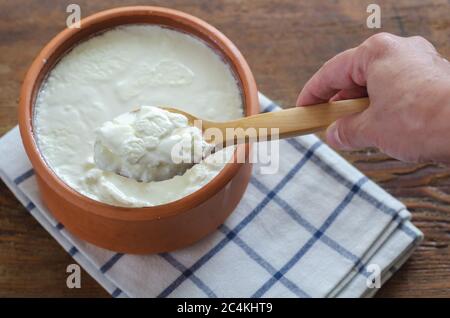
34 25 243 207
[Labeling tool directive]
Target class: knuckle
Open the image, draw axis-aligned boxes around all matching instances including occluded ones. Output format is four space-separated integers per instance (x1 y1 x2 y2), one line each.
367 32 397 48
363 32 399 58
409 35 436 51
409 35 426 43
409 35 427 44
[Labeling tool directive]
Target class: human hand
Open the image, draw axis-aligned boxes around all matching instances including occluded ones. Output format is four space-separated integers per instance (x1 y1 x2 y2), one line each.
297 33 450 163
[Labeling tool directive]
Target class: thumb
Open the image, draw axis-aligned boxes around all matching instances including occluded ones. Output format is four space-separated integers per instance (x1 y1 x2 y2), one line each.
326 113 372 150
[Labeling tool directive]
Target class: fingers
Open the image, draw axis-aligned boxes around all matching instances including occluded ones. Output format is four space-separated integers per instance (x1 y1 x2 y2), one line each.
297 46 372 150
296 32 404 107
296 47 366 106
326 112 373 150
330 86 368 102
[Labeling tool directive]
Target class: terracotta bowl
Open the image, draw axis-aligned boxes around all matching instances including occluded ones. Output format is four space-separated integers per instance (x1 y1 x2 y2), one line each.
18 6 258 254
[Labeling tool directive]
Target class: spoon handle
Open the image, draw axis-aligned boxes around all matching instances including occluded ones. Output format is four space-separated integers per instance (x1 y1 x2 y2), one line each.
207 97 370 146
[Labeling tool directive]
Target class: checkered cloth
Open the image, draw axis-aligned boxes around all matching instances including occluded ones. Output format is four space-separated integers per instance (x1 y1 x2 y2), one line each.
0 93 422 298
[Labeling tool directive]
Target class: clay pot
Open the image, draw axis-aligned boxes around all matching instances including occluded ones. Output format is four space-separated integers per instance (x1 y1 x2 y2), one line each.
18 6 258 254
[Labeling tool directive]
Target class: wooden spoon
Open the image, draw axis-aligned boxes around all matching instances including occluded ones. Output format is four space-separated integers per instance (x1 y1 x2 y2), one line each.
165 97 369 148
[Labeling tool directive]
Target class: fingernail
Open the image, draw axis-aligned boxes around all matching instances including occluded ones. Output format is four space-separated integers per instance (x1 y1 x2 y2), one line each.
326 122 343 149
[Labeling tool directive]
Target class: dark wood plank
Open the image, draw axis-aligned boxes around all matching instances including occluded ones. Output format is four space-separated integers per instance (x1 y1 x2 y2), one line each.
0 0 449 297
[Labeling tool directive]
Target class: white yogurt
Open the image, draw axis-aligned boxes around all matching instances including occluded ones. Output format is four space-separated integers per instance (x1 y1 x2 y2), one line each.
94 106 212 182
34 25 243 207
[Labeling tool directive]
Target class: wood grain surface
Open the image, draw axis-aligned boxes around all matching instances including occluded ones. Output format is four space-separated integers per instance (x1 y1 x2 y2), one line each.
0 0 449 297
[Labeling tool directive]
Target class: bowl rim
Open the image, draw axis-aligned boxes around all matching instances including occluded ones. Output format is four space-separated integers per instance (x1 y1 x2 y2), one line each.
18 6 259 222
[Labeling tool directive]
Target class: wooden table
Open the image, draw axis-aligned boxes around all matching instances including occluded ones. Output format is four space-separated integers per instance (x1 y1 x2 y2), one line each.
1 0 449 297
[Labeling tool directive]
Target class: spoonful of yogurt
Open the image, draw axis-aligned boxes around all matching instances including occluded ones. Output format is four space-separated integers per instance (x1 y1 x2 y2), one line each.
94 106 212 182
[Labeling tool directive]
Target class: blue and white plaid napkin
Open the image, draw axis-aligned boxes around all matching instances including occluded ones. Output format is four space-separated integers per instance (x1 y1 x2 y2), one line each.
0 93 422 298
